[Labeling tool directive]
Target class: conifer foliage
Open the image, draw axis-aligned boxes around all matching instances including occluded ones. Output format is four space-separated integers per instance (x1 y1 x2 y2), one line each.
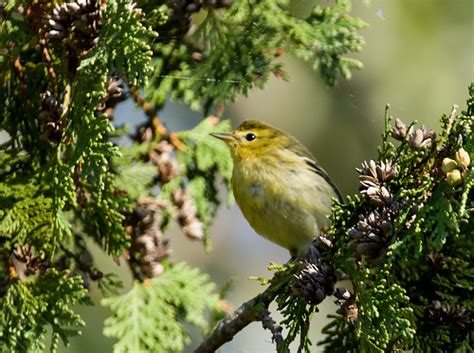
1 0 471 352
194 87 473 353
317 88 473 353
0 0 365 351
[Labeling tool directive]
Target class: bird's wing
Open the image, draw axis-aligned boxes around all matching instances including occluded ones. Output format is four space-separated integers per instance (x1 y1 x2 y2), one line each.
301 156 343 203
285 135 343 202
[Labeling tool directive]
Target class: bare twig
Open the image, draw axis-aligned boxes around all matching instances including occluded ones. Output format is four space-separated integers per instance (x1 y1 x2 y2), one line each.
438 104 459 151
446 104 459 137
39 38 59 95
129 86 186 150
261 309 288 353
12 57 29 108
194 276 290 353
195 238 338 353
129 86 166 133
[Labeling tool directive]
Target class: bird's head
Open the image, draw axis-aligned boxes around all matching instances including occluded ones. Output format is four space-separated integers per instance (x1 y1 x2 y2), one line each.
210 120 288 161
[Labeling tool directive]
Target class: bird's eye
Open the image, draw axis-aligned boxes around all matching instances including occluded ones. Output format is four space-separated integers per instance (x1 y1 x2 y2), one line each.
245 133 256 142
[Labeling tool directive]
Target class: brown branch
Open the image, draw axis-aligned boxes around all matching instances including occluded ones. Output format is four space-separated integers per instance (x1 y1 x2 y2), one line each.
39 38 59 95
129 86 186 150
195 237 337 353
194 275 290 353
129 86 166 136
261 309 288 353
12 57 29 108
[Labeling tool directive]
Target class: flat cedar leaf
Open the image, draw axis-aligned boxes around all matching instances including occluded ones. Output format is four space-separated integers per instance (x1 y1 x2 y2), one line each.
145 0 365 111
113 161 156 200
1 0 472 350
0 270 88 353
321 86 473 352
0 192 54 254
102 262 220 353
189 175 213 217
169 118 234 248
178 117 233 181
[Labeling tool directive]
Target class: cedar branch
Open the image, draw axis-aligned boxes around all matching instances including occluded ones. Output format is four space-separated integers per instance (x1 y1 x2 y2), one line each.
194 275 289 353
261 308 289 353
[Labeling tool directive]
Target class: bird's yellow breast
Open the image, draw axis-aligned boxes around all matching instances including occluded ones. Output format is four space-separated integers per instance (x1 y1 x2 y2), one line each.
232 151 335 255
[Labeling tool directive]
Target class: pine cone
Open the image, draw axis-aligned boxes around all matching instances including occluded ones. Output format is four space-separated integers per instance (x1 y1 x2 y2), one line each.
408 125 436 149
427 251 448 272
348 204 400 260
357 159 397 206
149 140 181 184
132 123 155 144
455 147 470 170
357 159 397 188
39 91 64 143
391 118 407 140
127 197 170 279
364 185 392 207
44 0 102 53
392 118 436 148
292 243 337 305
427 301 473 331
334 288 358 323
97 78 127 118
105 78 126 100
313 233 334 253
13 245 49 277
172 187 204 240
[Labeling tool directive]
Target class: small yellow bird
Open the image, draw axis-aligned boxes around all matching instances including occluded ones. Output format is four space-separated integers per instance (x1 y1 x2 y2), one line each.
211 120 342 257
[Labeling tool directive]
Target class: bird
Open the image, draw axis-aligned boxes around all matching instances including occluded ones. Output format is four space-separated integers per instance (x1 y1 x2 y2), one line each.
211 120 342 257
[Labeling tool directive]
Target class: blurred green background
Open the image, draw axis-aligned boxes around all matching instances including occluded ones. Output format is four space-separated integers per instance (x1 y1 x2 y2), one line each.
61 0 473 352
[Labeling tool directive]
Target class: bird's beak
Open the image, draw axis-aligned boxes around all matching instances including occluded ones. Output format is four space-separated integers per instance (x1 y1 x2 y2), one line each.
210 132 235 143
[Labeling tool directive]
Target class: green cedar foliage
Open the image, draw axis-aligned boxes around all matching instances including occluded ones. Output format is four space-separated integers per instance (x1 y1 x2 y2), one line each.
102 262 219 353
1 0 366 352
0 270 89 353
0 0 156 350
144 0 365 112
317 85 473 352
252 86 472 353
174 117 233 247
1 0 471 352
